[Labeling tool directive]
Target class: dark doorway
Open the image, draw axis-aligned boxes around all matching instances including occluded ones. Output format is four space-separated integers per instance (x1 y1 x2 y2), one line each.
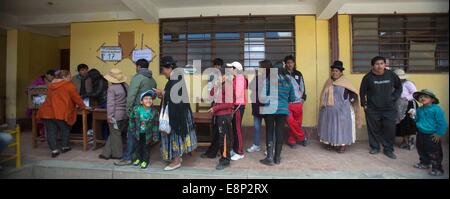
60 49 70 71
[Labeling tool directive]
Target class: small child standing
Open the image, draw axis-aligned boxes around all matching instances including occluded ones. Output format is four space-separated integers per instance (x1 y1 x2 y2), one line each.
129 90 159 169
411 89 448 176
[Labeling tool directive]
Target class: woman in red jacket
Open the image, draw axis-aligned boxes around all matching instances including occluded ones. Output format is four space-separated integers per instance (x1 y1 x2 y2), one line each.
37 70 86 157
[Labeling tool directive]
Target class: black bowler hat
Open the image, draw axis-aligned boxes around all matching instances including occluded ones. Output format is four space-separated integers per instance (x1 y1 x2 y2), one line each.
160 56 177 67
330 60 345 71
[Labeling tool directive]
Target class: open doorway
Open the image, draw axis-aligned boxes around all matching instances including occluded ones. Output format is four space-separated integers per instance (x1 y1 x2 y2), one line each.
60 48 70 71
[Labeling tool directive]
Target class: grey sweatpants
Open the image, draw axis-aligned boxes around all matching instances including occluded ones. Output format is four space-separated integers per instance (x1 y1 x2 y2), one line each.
43 119 71 151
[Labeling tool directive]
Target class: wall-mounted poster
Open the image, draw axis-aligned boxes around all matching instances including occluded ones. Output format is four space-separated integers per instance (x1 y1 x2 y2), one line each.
100 46 122 61
132 48 153 62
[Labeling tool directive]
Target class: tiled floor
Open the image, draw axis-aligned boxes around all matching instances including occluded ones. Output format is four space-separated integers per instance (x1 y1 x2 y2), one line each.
2 128 448 178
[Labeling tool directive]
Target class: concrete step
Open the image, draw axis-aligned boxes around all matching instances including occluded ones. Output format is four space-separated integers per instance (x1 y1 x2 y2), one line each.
2 159 447 179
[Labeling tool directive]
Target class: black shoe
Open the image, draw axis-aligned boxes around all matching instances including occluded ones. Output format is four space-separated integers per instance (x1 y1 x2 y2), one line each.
429 169 444 176
61 147 71 153
413 163 431 169
216 162 230 170
200 153 216 159
287 142 298 149
274 157 281 165
261 142 275 166
369 148 380 154
323 143 333 150
383 151 397 159
51 150 60 158
98 154 110 160
260 158 275 166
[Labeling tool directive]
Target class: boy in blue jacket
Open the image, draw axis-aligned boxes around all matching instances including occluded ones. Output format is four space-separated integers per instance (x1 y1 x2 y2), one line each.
410 89 448 176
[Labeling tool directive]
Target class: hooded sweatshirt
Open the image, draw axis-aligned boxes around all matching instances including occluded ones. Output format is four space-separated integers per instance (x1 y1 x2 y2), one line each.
126 68 157 112
37 80 85 125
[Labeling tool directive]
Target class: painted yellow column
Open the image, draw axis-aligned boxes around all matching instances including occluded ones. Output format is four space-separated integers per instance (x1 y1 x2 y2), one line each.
295 16 318 127
6 30 18 126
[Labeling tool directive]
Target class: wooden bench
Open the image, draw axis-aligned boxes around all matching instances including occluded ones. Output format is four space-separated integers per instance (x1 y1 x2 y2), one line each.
193 98 213 147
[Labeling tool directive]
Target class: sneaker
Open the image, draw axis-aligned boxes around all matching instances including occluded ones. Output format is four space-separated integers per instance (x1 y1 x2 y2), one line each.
61 147 71 153
299 138 310 146
230 150 237 157
133 159 141 166
114 159 132 166
231 153 244 161
140 161 149 169
246 144 261 153
51 150 60 158
383 151 397 159
287 142 298 149
369 148 380 154
399 142 409 149
216 162 230 170
429 170 444 176
413 163 431 169
408 143 415 151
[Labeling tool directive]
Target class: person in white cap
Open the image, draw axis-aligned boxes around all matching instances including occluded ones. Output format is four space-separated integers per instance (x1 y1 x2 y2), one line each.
226 61 247 161
393 68 417 150
99 68 128 160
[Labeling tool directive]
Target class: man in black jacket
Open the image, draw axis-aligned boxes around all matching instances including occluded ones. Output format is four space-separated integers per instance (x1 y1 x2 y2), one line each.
360 56 402 159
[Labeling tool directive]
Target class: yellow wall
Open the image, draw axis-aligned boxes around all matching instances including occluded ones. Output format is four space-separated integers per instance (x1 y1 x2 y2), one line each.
70 20 162 105
58 36 70 49
6 30 18 121
338 14 449 127
295 16 330 127
17 31 61 118
68 17 448 129
5 30 62 119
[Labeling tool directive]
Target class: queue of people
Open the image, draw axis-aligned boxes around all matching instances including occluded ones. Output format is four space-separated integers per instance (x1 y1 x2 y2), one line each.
31 55 447 176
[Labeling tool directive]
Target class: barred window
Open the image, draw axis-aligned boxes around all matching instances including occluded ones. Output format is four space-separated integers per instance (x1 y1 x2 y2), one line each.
160 16 295 71
352 14 449 72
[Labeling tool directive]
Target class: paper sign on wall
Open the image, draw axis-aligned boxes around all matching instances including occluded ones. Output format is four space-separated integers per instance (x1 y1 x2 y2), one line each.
132 48 153 62
100 47 122 61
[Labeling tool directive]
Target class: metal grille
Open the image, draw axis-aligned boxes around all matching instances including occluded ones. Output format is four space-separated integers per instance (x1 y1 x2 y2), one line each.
352 14 449 72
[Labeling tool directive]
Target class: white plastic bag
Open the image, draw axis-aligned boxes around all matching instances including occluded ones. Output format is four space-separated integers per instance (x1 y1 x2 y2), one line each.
159 105 171 134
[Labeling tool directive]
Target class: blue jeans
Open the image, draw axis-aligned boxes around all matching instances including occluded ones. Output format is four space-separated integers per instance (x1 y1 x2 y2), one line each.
121 132 136 161
0 132 13 154
253 116 262 146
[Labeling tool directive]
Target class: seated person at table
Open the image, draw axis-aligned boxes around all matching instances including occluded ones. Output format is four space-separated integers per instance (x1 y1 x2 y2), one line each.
130 90 159 169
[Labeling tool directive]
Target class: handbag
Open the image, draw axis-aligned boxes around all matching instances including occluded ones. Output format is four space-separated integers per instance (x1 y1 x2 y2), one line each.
159 104 171 134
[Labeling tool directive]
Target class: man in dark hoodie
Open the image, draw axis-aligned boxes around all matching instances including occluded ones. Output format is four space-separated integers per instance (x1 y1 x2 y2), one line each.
360 56 402 159
114 58 157 166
